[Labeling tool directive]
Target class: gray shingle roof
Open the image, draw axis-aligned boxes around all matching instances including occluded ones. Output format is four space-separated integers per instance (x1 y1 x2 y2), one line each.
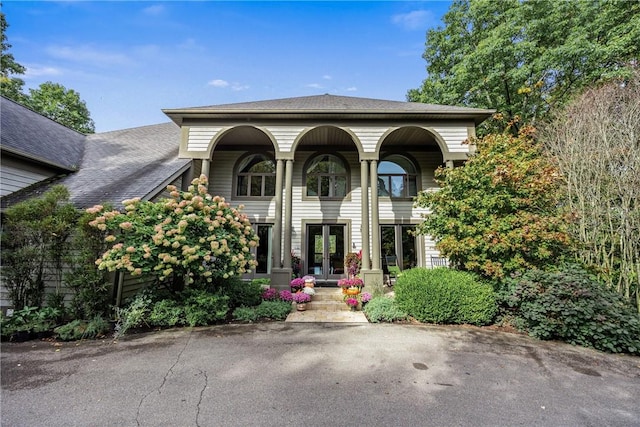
1 121 190 210
170 94 492 113
163 94 494 125
59 122 190 209
1 96 85 171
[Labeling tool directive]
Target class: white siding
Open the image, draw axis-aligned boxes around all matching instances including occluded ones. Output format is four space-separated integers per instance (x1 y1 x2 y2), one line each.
265 126 305 153
0 157 57 197
429 123 473 153
186 126 224 152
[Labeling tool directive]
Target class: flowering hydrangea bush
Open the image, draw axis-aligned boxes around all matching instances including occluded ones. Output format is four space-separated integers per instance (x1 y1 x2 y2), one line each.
87 175 259 290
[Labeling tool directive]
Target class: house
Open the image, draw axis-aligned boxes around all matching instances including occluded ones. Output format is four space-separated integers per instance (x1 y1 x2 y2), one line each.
163 94 493 290
1 94 492 307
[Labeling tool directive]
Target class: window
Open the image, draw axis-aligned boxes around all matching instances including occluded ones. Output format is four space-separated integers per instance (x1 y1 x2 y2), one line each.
378 155 418 198
381 224 417 271
235 153 276 197
305 154 348 198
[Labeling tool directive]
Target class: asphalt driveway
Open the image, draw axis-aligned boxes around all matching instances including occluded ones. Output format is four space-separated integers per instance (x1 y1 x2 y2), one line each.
2 323 639 427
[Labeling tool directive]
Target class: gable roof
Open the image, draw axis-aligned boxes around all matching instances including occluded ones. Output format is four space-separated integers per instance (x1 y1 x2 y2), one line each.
163 94 494 125
0 96 85 171
1 122 190 211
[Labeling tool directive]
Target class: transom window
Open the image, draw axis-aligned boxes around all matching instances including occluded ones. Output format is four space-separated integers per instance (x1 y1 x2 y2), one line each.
236 153 276 197
305 154 348 198
378 155 418 198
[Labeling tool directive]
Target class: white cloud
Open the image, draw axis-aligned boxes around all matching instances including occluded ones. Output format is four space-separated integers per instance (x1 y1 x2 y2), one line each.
346 87 357 92
208 79 230 88
391 10 434 30
322 75 332 80
208 80 249 91
142 5 166 16
306 83 323 89
46 44 132 67
24 65 63 78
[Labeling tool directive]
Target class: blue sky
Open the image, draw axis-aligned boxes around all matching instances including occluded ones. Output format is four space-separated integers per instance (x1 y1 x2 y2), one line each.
3 1 452 132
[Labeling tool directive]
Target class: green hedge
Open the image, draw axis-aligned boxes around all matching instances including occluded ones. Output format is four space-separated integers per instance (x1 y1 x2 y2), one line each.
394 268 496 325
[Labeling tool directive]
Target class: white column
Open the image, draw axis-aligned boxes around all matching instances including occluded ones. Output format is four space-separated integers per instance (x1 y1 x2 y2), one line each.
360 160 370 272
370 160 381 270
272 159 284 269
283 160 293 269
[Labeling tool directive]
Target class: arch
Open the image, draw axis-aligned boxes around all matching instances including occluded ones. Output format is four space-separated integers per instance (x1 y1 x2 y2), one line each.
291 125 364 158
204 125 279 159
375 126 449 161
233 152 277 197
377 153 421 198
302 152 351 199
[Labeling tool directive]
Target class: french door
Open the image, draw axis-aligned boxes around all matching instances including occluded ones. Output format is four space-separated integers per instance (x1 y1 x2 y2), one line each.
306 224 346 281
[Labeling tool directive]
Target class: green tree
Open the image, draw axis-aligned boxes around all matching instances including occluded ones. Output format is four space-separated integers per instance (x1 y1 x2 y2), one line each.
26 82 95 134
415 126 570 281
408 0 640 134
0 9 26 102
88 175 259 292
0 186 78 309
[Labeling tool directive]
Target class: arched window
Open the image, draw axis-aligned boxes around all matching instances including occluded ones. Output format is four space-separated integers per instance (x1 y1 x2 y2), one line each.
378 155 418 198
305 154 349 198
235 153 276 197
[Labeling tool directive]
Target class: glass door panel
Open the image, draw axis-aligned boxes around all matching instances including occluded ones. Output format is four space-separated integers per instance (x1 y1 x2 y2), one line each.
255 225 271 274
306 224 345 281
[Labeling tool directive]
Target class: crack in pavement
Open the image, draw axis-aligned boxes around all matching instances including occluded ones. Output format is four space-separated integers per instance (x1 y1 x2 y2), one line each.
195 370 208 427
135 331 193 426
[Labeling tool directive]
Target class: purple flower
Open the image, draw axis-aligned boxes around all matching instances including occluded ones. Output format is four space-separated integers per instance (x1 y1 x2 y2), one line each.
279 290 293 302
292 292 311 304
262 288 279 301
290 278 305 289
345 297 359 307
360 292 372 303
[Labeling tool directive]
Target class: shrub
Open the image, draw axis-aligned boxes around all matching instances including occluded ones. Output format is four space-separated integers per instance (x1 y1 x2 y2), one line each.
149 299 185 327
363 297 407 323
394 268 496 325
217 277 263 308
55 316 110 341
505 264 640 354
414 127 571 280
232 306 259 323
255 301 292 320
113 289 155 337
1 185 77 309
183 289 229 327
